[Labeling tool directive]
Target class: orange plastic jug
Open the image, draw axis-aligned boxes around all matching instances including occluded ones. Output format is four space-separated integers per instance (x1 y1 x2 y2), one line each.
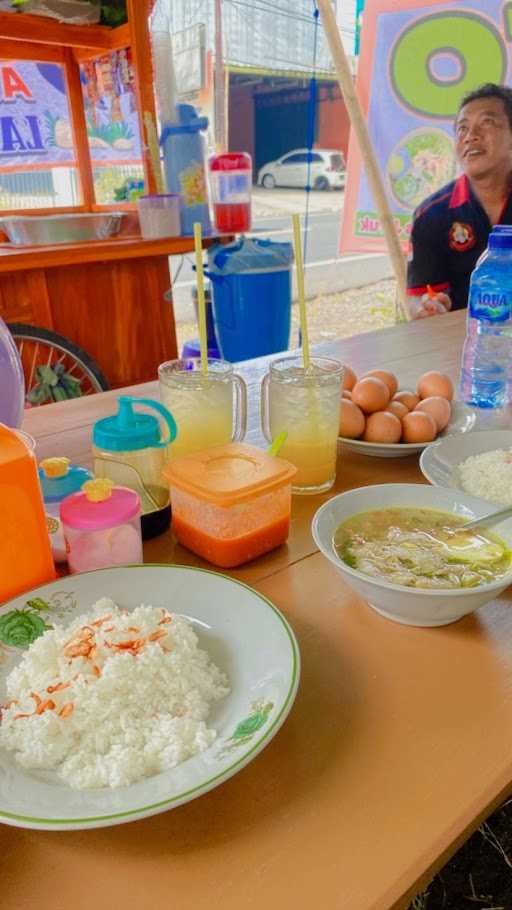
0 424 55 603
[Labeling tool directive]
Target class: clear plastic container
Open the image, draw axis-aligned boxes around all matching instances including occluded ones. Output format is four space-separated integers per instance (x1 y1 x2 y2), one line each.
60 480 143 574
209 153 252 234
165 442 297 568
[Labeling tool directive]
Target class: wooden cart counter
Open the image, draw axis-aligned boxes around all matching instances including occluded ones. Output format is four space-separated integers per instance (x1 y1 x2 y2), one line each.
0 235 222 389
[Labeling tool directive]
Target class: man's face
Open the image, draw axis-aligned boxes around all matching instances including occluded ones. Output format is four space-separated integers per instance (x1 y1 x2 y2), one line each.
455 97 512 179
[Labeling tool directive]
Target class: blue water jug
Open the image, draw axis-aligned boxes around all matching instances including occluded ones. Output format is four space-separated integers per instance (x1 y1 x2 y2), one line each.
160 104 211 236
459 230 512 409
205 237 293 362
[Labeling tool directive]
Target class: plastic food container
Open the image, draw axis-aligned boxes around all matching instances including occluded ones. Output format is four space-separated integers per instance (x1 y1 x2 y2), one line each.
60 479 143 574
39 458 93 562
137 194 181 239
0 213 124 246
165 442 297 568
209 152 252 234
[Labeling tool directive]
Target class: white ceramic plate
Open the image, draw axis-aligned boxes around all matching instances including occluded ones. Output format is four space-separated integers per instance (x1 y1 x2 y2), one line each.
338 401 476 458
0 565 300 831
420 429 512 499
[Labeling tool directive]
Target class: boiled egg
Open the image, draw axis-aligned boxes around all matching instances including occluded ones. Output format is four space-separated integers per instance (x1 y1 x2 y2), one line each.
414 396 451 432
342 366 357 392
402 411 437 444
392 390 420 411
339 399 366 438
417 371 454 401
352 377 390 413
385 400 409 420
363 411 402 444
362 369 398 398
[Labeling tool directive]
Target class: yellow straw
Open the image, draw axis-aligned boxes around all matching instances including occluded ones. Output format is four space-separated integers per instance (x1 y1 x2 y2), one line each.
292 214 311 369
143 112 165 195
193 222 209 374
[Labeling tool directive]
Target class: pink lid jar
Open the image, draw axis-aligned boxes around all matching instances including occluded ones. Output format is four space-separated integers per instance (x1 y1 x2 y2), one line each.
209 152 252 234
60 480 143 574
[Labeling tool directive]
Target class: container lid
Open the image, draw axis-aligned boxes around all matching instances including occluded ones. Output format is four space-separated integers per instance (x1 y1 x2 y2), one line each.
60 480 141 531
489 232 512 249
208 236 294 275
39 458 93 504
92 396 177 452
209 153 252 171
165 443 297 507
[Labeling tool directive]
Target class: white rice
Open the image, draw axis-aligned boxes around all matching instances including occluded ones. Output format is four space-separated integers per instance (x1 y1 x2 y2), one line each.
458 448 512 505
0 598 229 790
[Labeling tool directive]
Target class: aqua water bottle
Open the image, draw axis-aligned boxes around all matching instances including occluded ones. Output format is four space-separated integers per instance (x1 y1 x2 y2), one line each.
459 231 512 409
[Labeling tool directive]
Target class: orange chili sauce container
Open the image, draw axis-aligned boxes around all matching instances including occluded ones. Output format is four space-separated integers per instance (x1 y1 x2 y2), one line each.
165 443 297 568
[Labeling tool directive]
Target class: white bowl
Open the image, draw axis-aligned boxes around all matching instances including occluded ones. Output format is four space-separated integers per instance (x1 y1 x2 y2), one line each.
420 429 512 499
338 401 476 459
312 483 512 627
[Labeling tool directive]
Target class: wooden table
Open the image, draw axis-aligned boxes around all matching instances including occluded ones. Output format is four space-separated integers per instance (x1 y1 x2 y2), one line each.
3 309 512 910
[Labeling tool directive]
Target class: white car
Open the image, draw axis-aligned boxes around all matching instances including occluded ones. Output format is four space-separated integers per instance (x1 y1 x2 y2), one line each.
257 148 345 191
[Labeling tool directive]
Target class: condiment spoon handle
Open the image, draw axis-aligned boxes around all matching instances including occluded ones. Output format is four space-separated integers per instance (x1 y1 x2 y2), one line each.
463 506 512 530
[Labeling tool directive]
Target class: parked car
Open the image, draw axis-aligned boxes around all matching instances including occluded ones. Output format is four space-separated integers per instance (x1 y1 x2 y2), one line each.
257 148 345 190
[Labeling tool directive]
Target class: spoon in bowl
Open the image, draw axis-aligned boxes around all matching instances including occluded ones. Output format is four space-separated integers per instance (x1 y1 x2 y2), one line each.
463 505 512 530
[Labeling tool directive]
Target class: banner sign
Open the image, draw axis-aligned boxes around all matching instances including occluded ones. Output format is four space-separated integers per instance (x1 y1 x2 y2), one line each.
0 62 76 167
341 0 512 253
0 59 142 171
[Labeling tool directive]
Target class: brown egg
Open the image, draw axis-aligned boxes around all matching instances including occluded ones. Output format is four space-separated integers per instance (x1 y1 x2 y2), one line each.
363 411 402 444
339 399 366 438
362 369 398 398
414 396 451 432
392 390 420 411
417 371 454 401
342 389 352 400
352 377 390 414
402 411 437 444
342 366 357 392
385 400 408 421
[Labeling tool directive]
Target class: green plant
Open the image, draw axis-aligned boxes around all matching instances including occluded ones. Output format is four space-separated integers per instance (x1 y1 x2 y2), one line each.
28 363 83 405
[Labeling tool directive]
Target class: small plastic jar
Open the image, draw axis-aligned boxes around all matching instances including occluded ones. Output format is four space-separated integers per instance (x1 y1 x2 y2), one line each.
60 479 143 574
165 442 297 568
39 458 93 562
209 153 252 234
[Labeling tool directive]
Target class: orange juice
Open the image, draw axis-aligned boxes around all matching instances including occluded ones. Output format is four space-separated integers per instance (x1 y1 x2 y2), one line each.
0 425 55 603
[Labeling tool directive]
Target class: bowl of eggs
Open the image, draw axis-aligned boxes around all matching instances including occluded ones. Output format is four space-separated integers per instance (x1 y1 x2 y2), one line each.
338 368 476 458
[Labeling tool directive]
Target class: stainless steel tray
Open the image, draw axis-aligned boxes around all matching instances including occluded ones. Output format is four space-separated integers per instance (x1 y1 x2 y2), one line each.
0 213 125 246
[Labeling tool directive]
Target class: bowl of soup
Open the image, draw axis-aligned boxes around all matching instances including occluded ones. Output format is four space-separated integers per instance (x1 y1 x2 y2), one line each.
311 484 512 627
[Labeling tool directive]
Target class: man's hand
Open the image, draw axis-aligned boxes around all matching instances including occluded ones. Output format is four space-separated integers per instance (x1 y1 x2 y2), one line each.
407 292 452 320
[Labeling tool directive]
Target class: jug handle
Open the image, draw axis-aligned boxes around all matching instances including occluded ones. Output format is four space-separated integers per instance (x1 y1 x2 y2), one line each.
260 373 272 444
123 397 178 448
232 374 248 442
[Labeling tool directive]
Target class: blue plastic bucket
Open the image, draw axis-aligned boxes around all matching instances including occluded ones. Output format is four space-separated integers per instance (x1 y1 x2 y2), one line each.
205 238 293 362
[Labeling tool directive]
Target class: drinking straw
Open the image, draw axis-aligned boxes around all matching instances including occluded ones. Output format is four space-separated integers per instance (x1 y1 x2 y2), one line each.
143 112 165 195
268 431 288 457
193 222 209 375
292 214 311 369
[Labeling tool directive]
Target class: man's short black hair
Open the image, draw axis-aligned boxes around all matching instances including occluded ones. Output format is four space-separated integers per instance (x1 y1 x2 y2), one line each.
457 83 512 130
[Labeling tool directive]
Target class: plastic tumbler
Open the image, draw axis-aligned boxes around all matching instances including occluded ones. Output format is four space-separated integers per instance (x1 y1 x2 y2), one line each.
158 358 247 459
261 356 344 494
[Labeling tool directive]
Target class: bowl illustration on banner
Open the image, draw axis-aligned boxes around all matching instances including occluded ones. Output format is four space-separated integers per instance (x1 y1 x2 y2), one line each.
387 128 456 210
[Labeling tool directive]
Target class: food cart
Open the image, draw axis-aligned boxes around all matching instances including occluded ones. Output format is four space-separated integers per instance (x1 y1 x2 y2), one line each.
0 2 216 389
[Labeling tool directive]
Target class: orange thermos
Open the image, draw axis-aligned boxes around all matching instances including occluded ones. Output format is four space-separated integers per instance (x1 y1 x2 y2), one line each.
0 424 55 603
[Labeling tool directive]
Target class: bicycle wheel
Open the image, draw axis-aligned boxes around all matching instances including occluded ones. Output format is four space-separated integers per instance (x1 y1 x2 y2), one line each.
7 323 109 406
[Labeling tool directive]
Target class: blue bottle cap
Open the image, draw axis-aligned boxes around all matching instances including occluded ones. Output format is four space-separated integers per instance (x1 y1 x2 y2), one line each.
92 396 177 453
489 232 512 249
38 459 93 505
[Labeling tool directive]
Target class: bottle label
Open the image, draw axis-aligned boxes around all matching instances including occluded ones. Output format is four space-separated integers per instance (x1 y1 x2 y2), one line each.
469 287 510 322
212 172 251 203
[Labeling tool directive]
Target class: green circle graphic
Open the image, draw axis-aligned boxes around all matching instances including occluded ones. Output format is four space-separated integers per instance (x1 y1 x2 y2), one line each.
391 13 506 118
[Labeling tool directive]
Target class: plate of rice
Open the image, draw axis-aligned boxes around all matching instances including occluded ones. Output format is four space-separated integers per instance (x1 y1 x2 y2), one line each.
0 565 300 831
420 430 512 504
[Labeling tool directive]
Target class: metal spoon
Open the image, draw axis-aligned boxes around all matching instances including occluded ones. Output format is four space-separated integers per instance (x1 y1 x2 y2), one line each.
463 506 512 530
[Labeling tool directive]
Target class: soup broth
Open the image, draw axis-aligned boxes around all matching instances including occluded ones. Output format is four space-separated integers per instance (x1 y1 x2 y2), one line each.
333 507 512 589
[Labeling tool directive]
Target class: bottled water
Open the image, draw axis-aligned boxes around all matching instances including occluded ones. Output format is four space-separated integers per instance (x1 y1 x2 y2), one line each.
459 231 512 409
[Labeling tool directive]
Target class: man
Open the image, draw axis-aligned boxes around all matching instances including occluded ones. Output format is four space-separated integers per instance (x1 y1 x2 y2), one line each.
406 83 512 319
